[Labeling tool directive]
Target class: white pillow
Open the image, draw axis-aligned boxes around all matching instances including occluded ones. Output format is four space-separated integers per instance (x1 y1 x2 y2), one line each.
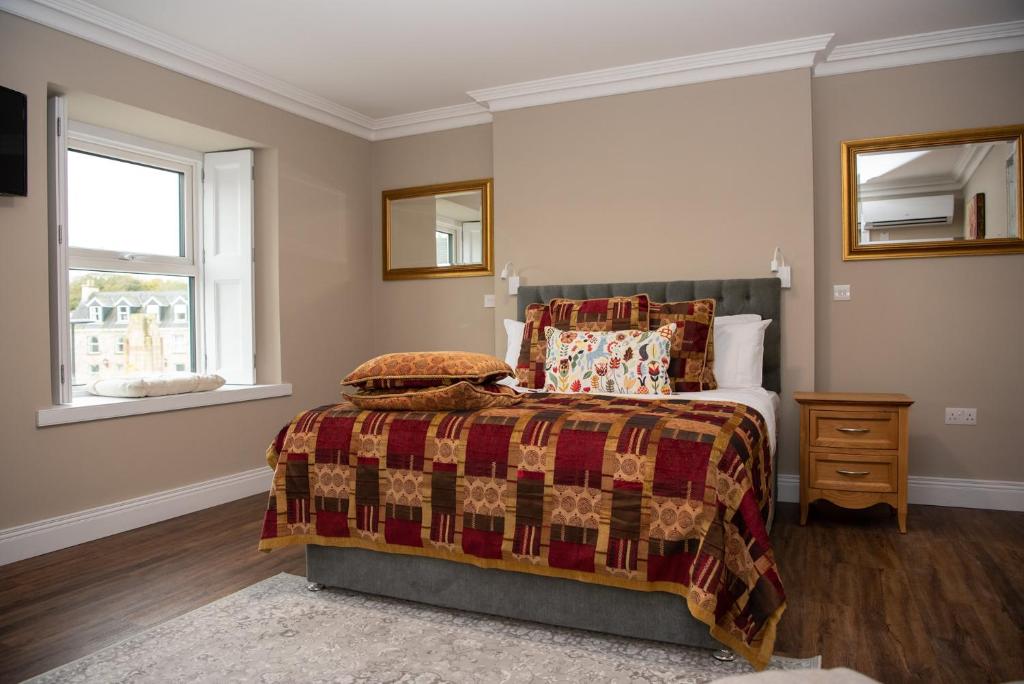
503 319 525 368
715 313 762 327
86 373 226 398
712 319 772 389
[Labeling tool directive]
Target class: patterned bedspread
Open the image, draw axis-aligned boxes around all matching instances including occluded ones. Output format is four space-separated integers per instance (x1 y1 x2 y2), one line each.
259 393 785 669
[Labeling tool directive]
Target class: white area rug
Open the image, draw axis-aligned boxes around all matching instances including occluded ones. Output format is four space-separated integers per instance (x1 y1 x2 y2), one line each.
30 573 819 683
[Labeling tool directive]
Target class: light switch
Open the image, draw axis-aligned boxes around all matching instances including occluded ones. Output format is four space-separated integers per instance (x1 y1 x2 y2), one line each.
483 294 495 308
833 284 851 301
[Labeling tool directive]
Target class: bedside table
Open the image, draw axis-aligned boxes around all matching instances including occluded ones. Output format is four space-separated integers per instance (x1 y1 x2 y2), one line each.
794 392 913 533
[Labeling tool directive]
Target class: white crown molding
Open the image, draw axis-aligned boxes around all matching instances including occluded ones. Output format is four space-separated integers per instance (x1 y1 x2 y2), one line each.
468 34 834 112
4 0 1023 139
777 473 1024 512
815 20 1024 77
371 103 493 141
0 466 271 566
0 0 378 138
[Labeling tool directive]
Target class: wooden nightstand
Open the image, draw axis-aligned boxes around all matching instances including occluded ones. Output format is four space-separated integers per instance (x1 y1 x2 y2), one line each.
794 392 913 533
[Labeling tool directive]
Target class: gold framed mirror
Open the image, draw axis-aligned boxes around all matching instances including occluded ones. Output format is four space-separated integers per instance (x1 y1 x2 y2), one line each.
382 178 493 280
842 125 1024 261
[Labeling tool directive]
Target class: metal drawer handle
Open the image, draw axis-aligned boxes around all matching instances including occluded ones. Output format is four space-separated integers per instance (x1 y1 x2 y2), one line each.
836 427 870 434
836 469 870 477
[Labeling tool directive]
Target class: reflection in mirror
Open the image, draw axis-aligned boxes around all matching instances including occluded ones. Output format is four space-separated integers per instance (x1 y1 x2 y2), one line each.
842 125 1024 261
383 179 493 280
856 141 1018 247
390 191 482 268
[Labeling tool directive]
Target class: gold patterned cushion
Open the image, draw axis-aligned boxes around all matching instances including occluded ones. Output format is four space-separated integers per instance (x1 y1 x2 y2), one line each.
346 382 522 411
649 299 717 392
343 351 513 390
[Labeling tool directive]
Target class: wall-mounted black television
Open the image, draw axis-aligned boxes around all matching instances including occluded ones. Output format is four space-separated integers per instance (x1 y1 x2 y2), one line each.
0 85 28 197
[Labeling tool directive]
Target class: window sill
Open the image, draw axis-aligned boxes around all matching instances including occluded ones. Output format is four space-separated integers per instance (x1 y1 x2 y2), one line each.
37 383 293 427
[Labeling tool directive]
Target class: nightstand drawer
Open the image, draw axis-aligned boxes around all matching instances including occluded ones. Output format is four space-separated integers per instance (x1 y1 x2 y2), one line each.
809 452 895 492
809 409 899 450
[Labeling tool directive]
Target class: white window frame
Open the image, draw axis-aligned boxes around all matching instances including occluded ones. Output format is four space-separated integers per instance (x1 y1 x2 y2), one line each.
116 304 130 324
87 336 100 354
88 304 101 322
173 302 188 323
115 336 126 354
49 113 206 404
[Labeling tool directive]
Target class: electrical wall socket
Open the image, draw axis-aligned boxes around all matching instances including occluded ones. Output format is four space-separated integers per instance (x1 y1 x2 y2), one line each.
833 284 851 301
483 294 495 308
945 407 977 425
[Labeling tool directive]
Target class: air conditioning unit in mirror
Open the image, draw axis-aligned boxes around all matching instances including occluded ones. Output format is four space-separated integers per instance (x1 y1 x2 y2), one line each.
861 194 954 228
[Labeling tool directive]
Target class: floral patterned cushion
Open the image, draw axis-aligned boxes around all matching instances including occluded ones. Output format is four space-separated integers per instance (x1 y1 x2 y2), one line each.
346 382 522 411
543 324 675 395
343 351 512 390
515 295 651 390
649 299 717 392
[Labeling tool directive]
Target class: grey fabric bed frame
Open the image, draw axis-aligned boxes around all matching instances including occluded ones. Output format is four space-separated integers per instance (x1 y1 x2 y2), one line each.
308 277 782 652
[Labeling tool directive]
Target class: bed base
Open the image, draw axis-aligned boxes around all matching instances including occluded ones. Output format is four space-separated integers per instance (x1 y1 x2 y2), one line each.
306 545 720 651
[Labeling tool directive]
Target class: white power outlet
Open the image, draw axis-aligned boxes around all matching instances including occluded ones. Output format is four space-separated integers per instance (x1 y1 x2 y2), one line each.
833 284 851 301
945 407 977 425
483 294 495 308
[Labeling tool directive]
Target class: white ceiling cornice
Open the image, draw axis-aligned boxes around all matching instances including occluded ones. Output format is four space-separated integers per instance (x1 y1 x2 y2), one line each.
3 0 1023 140
0 0 380 137
814 20 1024 76
468 34 834 112
371 103 492 141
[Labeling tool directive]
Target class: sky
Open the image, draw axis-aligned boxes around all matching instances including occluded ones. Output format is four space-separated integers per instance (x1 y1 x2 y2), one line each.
67 150 183 257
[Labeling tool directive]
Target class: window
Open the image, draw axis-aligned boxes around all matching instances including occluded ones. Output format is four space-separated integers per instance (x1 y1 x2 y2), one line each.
175 363 186 372
435 230 453 267
49 101 256 402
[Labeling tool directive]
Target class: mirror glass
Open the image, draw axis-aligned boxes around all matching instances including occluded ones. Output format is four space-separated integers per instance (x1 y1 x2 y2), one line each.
854 141 1019 247
390 190 483 268
383 179 492 280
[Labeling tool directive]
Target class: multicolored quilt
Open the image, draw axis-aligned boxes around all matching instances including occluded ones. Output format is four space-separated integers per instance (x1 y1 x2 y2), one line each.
259 393 785 669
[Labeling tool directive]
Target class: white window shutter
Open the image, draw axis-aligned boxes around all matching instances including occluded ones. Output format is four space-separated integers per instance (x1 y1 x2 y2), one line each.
48 95 71 404
202 149 254 385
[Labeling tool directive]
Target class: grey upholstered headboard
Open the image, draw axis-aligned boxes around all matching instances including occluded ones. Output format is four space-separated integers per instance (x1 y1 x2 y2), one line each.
516 278 782 394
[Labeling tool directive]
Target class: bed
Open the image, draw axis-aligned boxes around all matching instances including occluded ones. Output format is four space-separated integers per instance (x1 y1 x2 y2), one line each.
259 278 784 669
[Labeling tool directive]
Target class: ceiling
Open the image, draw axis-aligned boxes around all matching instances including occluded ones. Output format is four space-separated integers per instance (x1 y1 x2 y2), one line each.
78 0 1024 118
5 0 1023 139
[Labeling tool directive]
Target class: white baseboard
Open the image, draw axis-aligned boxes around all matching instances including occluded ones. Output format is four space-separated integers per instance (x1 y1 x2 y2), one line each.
0 466 271 566
777 473 1024 512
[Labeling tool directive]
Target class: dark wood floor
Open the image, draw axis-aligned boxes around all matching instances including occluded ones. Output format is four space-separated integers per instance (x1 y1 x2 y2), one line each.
0 496 1021 683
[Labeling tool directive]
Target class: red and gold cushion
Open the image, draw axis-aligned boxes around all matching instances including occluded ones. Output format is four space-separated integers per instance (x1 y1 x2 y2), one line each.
649 298 717 392
548 294 651 331
515 303 553 389
342 351 512 390
515 294 651 389
346 381 522 411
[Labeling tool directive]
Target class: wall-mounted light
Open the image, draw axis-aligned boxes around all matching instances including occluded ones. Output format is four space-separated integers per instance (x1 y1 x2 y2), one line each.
770 247 792 289
499 261 520 295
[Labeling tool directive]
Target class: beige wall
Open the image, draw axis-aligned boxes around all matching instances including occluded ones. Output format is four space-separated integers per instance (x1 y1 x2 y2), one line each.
370 125 495 354
962 142 1011 238
491 69 817 476
0 15 372 528
812 52 1024 481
